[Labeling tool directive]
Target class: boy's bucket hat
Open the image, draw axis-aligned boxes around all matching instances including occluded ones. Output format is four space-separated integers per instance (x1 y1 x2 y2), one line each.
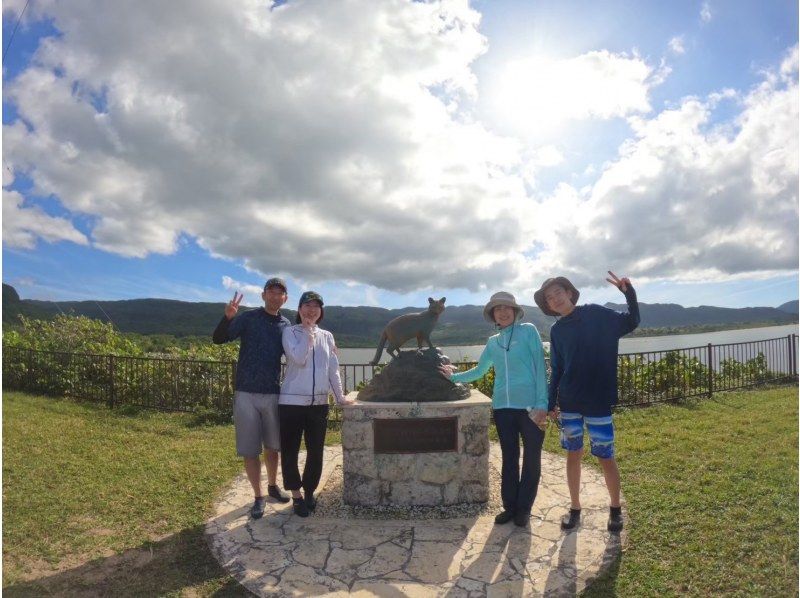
534 277 580 316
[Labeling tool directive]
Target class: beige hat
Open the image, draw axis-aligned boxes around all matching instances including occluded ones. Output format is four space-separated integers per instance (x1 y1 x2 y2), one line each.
482 291 524 324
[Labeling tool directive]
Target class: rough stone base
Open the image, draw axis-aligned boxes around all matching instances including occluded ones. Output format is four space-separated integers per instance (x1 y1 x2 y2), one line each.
342 389 491 506
207 445 627 597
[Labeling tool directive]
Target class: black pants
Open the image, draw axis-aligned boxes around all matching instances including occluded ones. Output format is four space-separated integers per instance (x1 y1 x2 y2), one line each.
279 404 329 494
494 408 545 515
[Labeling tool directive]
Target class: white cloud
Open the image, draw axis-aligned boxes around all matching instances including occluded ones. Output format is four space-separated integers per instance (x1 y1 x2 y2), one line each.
490 50 662 133
2 165 14 187
520 145 565 189
668 36 686 55
528 145 564 168
1 0 30 18
221 276 264 305
13 276 36 287
700 2 712 23
521 45 798 290
3 188 89 248
2 2 796 299
4 0 539 292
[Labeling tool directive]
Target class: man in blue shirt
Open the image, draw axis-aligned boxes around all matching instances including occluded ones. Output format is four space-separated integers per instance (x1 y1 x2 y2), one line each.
535 271 640 533
213 277 292 518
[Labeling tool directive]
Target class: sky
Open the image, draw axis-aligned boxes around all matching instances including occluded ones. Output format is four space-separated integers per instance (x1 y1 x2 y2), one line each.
2 0 798 310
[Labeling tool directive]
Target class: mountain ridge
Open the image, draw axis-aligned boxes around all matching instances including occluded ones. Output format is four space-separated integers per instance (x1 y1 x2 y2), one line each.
3 283 796 346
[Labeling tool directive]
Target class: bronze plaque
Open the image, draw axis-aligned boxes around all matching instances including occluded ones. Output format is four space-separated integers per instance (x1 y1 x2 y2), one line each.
373 417 458 453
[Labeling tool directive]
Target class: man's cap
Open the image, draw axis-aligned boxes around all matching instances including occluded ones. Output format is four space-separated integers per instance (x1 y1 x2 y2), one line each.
264 277 288 292
298 291 324 306
534 276 580 317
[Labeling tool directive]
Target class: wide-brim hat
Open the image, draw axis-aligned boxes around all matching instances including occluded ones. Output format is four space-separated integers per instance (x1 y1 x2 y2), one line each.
482 291 524 324
534 277 580 317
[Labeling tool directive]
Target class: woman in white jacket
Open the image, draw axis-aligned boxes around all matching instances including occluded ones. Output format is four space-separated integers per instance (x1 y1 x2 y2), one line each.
280 291 352 517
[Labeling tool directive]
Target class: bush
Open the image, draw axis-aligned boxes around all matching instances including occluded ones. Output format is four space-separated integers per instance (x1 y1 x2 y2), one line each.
4 315 142 355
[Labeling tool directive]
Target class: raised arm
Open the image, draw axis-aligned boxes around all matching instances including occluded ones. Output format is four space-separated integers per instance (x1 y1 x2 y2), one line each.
606 271 640 336
212 292 244 344
282 326 313 365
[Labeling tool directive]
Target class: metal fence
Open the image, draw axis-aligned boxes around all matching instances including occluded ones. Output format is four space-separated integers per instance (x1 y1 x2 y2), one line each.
3 334 797 416
616 334 797 406
2 347 236 413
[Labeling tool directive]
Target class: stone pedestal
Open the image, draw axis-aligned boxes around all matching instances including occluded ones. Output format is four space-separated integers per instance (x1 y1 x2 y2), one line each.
342 389 492 507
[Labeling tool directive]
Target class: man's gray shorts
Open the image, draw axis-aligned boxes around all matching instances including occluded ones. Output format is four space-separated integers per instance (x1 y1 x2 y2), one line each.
233 391 281 457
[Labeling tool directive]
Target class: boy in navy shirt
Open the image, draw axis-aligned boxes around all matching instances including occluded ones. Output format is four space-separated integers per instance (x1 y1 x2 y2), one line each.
535 271 639 532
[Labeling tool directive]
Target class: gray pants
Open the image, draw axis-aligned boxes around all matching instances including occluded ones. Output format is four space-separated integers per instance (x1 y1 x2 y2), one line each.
233 391 281 457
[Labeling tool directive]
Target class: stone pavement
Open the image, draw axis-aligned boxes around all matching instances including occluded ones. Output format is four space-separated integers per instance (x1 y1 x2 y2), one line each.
206 445 625 596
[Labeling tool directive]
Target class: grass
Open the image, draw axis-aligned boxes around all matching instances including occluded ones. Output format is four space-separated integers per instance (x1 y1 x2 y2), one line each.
578 385 798 597
2 392 246 596
2 386 797 596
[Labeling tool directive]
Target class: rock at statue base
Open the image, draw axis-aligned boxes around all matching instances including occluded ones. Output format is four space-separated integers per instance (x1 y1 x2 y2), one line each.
357 347 471 403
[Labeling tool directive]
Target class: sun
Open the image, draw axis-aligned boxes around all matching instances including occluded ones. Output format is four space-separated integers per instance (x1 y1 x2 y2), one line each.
487 55 586 137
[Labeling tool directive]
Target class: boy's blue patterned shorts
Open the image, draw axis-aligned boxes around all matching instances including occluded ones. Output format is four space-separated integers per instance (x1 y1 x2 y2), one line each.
559 412 615 459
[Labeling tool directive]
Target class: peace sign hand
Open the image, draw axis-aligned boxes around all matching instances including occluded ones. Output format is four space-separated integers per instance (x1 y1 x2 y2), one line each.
225 292 244 320
606 271 632 293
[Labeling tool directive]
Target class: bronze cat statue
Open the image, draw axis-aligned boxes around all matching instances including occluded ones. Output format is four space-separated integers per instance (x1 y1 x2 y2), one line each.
370 297 446 365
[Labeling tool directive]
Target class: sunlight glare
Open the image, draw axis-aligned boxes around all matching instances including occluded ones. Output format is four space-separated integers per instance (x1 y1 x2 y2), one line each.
491 56 583 136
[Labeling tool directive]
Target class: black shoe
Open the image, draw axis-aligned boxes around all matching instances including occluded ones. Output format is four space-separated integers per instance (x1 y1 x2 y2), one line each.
513 512 529 527
561 508 581 530
293 497 309 517
608 507 623 532
494 510 514 524
250 496 267 519
305 492 317 512
267 484 290 504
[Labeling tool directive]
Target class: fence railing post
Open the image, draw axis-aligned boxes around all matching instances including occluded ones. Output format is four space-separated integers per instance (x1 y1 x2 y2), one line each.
26 348 34 392
707 343 713 398
791 334 797 378
108 355 116 408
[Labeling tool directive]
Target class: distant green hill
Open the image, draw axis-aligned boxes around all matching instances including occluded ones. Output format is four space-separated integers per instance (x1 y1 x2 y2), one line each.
3 283 796 347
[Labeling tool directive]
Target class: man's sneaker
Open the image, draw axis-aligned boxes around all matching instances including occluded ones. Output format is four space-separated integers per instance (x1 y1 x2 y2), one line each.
608 507 623 532
305 492 317 512
513 512 529 527
293 497 309 517
561 508 581 530
267 484 290 504
494 510 514 524
250 496 267 519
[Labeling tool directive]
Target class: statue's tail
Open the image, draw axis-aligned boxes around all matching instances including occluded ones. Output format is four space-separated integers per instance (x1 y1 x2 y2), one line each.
370 333 387 365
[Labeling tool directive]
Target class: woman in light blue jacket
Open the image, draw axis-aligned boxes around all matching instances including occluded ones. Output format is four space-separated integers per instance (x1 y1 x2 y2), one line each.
441 292 548 527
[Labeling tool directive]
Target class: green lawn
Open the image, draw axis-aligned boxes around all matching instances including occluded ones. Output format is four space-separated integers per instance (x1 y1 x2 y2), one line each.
3 386 797 596
578 386 798 597
2 392 246 596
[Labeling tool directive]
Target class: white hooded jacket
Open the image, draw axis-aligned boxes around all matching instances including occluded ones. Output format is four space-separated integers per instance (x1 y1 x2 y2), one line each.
279 324 345 405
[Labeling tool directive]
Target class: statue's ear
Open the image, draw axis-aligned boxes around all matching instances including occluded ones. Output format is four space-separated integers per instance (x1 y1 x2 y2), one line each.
440 297 446 304
428 297 434 304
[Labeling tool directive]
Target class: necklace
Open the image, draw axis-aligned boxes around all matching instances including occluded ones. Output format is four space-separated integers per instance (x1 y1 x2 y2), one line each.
496 323 515 352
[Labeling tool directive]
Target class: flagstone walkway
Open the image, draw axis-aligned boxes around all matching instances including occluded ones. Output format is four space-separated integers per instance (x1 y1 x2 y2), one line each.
206 445 624 597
